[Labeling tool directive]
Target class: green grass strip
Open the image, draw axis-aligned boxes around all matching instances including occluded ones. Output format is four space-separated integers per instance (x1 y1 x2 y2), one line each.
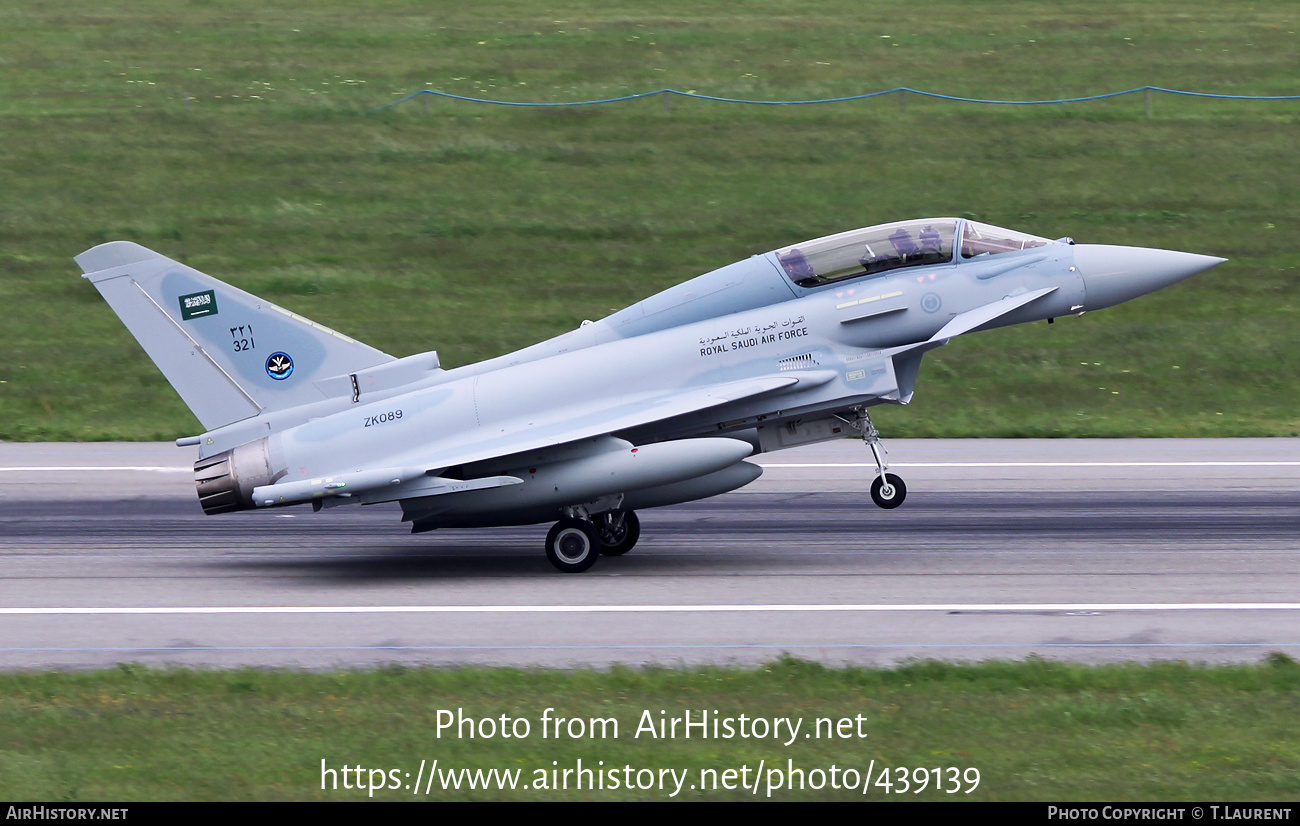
2 655 1298 800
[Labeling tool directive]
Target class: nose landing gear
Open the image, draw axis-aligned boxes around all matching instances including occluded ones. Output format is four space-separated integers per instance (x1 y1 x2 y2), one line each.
839 407 907 509
870 472 907 509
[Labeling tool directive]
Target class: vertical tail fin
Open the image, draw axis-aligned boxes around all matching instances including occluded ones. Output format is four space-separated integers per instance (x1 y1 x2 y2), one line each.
76 241 393 430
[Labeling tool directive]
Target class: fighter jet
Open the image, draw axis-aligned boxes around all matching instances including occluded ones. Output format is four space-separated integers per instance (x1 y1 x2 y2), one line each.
76 218 1223 572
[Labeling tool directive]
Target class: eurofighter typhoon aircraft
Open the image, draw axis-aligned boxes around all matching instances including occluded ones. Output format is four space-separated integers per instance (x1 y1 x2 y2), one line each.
77 219 1223 572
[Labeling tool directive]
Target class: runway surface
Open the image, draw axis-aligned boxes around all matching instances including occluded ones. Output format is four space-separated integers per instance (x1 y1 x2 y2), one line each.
1 439 1297 670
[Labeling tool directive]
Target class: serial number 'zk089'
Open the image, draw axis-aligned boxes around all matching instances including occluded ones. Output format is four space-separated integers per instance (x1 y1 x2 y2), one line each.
364 410 404 427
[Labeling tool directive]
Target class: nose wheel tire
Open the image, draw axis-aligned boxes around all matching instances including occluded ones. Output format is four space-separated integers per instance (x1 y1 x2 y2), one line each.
870 473 907 509
594 511 640 556
545 518 602 573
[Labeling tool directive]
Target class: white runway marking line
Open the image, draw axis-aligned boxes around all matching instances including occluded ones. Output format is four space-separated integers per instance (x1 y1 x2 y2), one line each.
4 643 1298 653
0 466 190 473
758 461 1300 468
7 461 1300 473
2 603 1300 616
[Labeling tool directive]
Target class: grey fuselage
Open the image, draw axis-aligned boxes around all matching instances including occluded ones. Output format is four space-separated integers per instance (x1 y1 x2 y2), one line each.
184 217 1216 529
80 217 1216 530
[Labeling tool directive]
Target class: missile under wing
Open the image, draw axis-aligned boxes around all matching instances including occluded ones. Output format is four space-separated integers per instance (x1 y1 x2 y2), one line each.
76 218 1224 572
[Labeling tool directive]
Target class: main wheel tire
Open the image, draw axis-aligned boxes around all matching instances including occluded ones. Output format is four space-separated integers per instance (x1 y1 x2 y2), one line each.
545 518 602 573
594 511 641 556
870 473 907 509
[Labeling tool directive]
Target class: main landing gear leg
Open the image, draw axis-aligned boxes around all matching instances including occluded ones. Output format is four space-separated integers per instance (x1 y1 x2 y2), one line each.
545 499 639 573
593 510 640 556
841 408 906 509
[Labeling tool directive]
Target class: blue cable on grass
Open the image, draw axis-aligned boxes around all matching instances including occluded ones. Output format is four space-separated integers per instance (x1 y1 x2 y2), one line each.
374 85 1300 112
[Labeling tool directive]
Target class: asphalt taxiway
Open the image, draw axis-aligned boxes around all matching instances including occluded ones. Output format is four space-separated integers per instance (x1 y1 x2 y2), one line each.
1 439 1297 669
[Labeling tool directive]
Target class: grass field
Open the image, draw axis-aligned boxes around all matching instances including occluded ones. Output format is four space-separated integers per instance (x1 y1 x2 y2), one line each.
0 1 1297 440
1 656 1298 801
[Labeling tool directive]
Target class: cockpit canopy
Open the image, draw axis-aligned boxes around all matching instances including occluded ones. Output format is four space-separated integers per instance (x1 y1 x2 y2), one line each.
960 221 1053 259
776 218 1052 288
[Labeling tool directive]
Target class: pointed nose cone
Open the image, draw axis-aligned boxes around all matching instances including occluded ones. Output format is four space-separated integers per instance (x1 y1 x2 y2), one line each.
1075 244 1225 310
